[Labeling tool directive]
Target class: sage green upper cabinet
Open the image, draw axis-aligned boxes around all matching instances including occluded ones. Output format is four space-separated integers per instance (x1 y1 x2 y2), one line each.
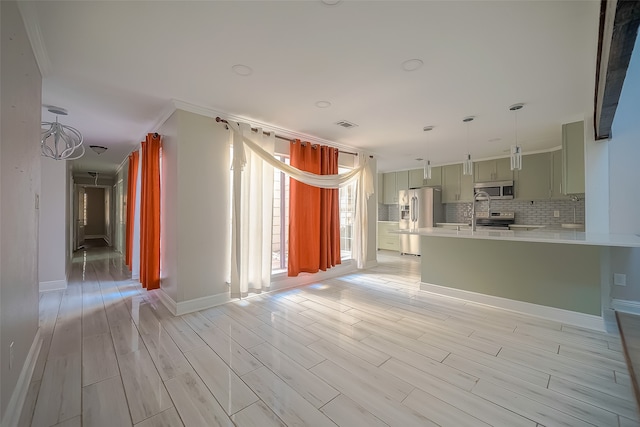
474 158 513 182
551 150 569 199
408 169 424 189
382 172 398 204
425 166 442 187
562 121 585 194
396 170 409 191
442 164 473 203
377 173 384 203
515 152 550 200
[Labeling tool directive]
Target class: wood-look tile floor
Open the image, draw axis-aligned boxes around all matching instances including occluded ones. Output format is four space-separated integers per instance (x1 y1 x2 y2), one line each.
20 248 639 426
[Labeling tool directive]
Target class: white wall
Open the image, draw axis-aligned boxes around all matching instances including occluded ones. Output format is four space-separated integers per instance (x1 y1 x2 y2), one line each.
159 112 179 301
38 157 68 290
608 35 640 302
159 110 230 305
0 0 42 421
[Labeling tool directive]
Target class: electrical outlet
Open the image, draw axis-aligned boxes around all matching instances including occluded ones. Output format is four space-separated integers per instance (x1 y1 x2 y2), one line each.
553 210 560 218
614 273 627 286
9 342 14 370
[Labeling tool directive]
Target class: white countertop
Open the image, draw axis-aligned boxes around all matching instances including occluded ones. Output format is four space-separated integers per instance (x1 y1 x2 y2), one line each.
392 227 640 247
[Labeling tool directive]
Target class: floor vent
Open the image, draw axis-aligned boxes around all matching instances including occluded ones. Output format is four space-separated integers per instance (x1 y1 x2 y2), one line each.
335 120 358 129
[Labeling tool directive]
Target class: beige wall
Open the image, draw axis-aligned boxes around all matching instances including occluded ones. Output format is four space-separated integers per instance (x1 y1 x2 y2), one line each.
160 110 231 304
38 157 68 287
84 187 106 236
0 0 42 420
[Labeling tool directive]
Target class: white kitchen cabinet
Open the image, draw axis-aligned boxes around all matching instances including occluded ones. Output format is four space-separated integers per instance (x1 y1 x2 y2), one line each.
442 164 473 203
474 158 513 182
562 121 585 194
382 170 410 204
408 169 424 189
551 150 570 199
425 166 442 187
377 222 399 251
396 170 409 191
382 172 398 204
515 152 551 200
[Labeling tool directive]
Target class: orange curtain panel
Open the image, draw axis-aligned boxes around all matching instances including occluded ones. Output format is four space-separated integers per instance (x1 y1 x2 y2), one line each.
288 141 341 277
125 150 139 269
140 133 161 290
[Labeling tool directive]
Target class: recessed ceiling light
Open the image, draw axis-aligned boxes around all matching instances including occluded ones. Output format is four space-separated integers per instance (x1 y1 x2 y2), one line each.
232 64 253 76
509 103 524 111
315 101 331 108
321 0 341 5
462 116 475 123
401 59 423 72
423 126 434 132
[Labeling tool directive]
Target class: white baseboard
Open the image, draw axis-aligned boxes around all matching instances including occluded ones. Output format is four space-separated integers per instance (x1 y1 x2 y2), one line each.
1 329 42 427
270 260 357 292
363 259 378 269
612 299 640 316
155 288 231 316
420 282 606 332
39 279 67 292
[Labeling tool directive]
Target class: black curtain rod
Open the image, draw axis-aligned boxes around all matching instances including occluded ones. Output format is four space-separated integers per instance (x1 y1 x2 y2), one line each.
215 117 360 157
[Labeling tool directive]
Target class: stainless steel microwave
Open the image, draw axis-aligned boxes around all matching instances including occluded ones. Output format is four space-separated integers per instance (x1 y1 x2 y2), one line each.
473 181 514 200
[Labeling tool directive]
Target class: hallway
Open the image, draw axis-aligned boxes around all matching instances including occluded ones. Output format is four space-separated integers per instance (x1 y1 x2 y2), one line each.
20 249 638 426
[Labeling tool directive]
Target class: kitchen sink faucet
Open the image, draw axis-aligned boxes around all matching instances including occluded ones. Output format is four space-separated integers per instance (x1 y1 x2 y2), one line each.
472 191 492 232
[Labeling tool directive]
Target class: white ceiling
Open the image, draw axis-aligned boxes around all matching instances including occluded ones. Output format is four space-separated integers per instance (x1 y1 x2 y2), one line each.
21 0 601 174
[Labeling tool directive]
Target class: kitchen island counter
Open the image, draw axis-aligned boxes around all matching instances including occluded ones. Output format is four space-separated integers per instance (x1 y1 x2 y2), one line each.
394 227 640 248
392 227 640 329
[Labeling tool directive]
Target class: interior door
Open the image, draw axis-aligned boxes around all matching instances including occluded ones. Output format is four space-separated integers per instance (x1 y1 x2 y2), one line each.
76 186 85 249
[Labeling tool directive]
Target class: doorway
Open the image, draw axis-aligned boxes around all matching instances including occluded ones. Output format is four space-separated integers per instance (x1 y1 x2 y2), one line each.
74 184 113 250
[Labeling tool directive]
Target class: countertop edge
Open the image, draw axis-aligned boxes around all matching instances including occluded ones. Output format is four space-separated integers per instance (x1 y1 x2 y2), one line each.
391 228 640 247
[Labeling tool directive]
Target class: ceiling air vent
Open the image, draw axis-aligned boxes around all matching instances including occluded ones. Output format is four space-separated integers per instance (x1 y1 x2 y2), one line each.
335 120 358 129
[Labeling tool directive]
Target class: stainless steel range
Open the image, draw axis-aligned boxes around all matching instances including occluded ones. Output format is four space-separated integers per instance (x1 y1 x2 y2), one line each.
474 211 515 230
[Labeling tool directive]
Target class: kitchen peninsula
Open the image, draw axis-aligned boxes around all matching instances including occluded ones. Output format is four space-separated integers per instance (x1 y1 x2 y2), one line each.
396 228 640 328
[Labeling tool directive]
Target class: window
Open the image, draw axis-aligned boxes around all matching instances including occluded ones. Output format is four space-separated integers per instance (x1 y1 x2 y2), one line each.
338 168 356 260
272 156 290 272
271 162 355 273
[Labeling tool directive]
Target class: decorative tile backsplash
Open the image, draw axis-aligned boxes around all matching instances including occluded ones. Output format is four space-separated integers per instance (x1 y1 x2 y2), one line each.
378 204 399 221
446 196 585 226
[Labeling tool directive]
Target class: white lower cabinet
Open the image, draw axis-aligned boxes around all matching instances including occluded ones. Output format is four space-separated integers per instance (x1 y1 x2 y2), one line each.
377 222 400 251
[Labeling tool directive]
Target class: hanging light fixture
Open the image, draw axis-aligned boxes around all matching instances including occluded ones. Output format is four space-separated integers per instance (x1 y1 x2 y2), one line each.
509 103 524 171
41 106 85 160
423 125 434 179
462 116 474 176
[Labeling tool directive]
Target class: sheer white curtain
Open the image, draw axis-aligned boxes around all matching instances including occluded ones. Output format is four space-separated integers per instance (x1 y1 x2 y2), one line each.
227 121 374 274
230 123 275 297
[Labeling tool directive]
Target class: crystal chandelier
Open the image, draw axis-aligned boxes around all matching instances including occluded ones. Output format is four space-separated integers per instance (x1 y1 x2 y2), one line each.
462 116 474 176
509 103 524 171
41 107 85 160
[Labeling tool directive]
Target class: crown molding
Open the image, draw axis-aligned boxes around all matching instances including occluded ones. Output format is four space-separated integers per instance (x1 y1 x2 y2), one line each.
17 1 52 78
170 99 368 155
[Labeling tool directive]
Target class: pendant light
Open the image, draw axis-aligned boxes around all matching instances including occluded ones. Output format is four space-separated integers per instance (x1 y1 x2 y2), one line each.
423 125 434 179
41 106 85 160
462 116 474 176
510 103 524 171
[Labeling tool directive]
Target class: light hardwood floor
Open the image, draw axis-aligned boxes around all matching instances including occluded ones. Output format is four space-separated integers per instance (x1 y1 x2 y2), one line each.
20 248 639 426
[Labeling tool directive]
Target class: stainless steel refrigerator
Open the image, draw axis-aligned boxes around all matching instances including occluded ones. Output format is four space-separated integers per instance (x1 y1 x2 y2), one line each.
399 187 444 255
